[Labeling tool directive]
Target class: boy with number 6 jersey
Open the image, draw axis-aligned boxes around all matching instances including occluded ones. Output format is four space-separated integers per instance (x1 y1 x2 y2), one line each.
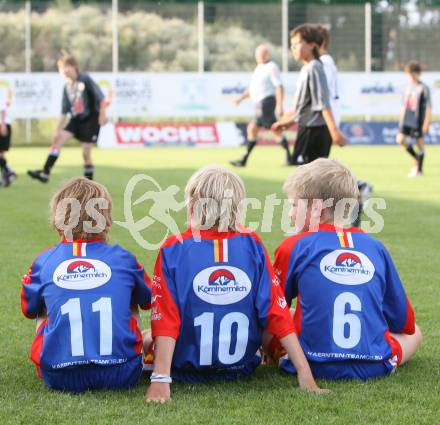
145 165 325 403
21 178 151 392
273 159 422 380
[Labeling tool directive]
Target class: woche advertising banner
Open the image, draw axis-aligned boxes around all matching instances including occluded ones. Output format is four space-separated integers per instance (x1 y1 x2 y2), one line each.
1 72 440 119
97 121 440 148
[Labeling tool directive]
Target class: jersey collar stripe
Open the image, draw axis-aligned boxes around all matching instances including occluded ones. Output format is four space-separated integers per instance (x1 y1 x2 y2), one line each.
73 242 87 257
214 240 220 262
214 239 226 262
337 231 354 248
346 232 354 248
337 232 347 247
222 239 228 262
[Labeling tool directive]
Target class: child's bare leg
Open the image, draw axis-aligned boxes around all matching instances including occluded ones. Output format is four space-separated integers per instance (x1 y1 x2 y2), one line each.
391 324 422 366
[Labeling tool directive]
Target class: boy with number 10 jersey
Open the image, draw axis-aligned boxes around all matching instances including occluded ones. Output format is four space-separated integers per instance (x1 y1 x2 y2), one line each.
145 166 324 402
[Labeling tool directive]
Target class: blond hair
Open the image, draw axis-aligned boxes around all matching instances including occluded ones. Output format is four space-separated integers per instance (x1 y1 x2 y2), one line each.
185 165 245 232
283 158 359 214
50 177 112 241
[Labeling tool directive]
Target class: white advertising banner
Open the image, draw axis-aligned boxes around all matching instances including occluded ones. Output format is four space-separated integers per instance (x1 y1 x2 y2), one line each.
1 72 439 118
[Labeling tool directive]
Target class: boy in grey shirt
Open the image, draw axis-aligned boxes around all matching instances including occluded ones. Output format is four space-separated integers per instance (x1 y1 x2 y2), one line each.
272 24 345 165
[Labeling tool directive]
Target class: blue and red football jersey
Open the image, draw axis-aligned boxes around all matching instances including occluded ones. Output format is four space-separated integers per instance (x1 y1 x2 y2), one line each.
21 239 151 374
273 224 415 365
151 228 295 376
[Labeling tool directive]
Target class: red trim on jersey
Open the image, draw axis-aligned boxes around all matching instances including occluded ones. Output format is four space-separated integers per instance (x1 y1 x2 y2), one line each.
260 243 296 340
129 315 143 355
20 267 34 319
61 238 105 244
151 250 181 340
273 231 314 293
30 319 47 379
401 296 416 335
384 330 403 366
136 261 152 310
318 223 364 234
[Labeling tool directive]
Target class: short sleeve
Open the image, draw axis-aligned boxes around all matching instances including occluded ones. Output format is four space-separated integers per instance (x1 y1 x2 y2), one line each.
83 74 104 109
61 88 70 114
151 248 181 340
269 63 283 87
424 85 431 108
131 260 152 310
254 241 295 339
273 237 301 305
382 247 415 335
309 62 330 111
20 262 45 319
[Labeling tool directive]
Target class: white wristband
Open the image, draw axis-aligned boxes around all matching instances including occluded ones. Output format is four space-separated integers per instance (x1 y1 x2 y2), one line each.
150 373 172 384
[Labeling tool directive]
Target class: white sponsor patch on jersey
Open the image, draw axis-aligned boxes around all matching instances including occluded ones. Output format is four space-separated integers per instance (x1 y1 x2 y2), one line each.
53 259 111 290
193 266 251 305
320 249 375 285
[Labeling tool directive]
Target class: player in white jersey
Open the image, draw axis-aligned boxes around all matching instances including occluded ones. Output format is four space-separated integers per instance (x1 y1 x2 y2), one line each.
0 86 16 187
316 25 340 128
230 44 291 167
316 24 372 226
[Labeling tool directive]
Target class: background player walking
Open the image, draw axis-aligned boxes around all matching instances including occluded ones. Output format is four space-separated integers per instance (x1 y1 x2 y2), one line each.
28 53 107 183
396 61 431 177
230 44 291 167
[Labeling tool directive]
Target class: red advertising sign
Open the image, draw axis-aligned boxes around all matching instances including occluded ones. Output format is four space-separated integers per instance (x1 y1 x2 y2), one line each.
115 123 219 146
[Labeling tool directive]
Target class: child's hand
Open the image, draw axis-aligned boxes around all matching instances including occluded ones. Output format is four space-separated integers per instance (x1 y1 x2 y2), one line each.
145 382 171 403
297 372 330 394
331 129 347 147
0 123 7 136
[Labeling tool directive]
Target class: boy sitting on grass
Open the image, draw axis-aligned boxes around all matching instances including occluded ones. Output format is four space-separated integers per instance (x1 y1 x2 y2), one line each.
273 158 422 380
145 165 325 402
21 177 151 392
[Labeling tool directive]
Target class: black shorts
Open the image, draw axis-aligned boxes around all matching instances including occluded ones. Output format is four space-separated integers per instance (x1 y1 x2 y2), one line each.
254 96 277 129
0 124 11 151
64 114 100 143
400 126 422 139
292 125 332 165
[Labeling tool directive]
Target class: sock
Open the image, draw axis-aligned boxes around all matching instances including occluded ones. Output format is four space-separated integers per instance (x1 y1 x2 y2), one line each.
406 145 417 159
0 157 6 172
43 153 59 175
417 151 425 173
84 165 95 180
280 136 291 163
241 140 256 165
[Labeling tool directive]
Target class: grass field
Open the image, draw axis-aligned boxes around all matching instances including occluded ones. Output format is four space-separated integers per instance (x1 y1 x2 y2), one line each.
1 145 439 425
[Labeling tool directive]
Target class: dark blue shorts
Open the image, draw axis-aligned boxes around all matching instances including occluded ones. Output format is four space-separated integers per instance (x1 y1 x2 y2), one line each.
280 356 397 381
41 356 143 393
171 355 261 384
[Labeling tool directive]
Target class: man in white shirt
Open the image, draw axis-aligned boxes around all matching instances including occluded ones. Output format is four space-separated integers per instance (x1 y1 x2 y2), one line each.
230 44 291 167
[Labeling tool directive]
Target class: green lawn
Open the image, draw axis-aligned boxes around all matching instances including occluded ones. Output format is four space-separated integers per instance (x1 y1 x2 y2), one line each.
0 145 439 425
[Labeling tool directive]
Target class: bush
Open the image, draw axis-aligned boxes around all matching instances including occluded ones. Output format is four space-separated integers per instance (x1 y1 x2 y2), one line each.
0 4 286 72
